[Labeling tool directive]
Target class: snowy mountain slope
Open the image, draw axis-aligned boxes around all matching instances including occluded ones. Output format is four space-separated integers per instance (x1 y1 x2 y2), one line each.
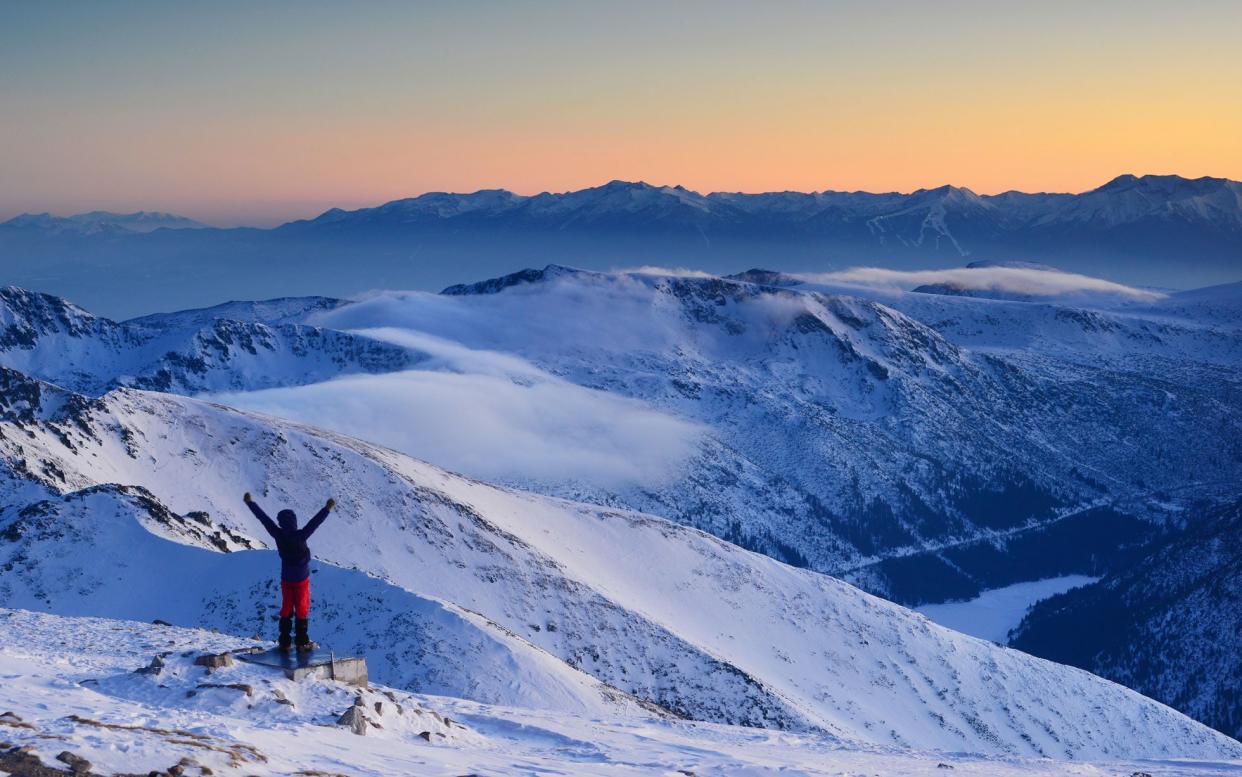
125 295 349 331
0 375 849 734
6 611 1238 777
0 287 414 395
778 270 1242 366
1035 174 1242 230
293 267 1241 601
2 271 1238 608
1010 498 1242 740
0 609 487 776
0 374 1236 758
4 269 1237 606
0 485 652 717
1133 281 1242 332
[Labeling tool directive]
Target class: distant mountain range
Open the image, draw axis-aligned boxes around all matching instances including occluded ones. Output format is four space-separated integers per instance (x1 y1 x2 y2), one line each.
3 210 207 235
2 174 1240 318
293 173 1242 235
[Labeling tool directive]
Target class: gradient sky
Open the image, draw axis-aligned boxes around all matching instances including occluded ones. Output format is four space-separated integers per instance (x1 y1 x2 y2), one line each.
3 0 1241 226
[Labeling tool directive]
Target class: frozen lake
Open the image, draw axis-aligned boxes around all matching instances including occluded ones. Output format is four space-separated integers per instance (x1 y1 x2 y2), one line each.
916 575 1099 643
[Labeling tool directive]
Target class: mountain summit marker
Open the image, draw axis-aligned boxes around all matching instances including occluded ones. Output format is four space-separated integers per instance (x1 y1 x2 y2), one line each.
237 646 368 687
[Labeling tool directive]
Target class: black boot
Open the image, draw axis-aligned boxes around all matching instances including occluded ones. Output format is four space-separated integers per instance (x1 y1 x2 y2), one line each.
278 616 293 651
295 618 314 651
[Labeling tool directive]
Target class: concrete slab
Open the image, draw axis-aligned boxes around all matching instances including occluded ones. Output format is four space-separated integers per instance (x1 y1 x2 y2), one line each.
237 647 368 687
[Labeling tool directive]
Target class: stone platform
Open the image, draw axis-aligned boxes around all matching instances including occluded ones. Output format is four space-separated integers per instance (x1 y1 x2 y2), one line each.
237 647 368 687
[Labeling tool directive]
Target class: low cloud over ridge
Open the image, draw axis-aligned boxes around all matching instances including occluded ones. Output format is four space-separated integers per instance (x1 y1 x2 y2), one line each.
795 266 1166 301
209 328 705 490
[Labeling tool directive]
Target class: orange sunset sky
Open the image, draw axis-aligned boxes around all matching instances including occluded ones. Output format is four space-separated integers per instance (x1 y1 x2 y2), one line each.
3 0 1241 225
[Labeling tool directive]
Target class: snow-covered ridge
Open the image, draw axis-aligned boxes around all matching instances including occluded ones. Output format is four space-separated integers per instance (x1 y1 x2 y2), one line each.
0 286 415 395
7 609 1238 777
0 484 650 717
0 372 1237 759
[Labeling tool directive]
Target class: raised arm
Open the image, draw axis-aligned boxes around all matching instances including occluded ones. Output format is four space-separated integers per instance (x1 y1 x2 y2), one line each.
243 493 280 539
299 498 335 540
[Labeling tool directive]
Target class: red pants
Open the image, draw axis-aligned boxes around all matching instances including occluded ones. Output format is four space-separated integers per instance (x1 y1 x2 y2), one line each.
279 578 311 618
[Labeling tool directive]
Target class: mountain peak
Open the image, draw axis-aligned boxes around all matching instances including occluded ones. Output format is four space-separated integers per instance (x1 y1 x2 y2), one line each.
441 264 588 296
1097 173 1141 190
1091 173 1233 194
597 179 656 191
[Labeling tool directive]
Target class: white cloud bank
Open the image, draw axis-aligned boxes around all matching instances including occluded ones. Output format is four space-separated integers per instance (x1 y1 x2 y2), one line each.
613 265 717 279
794 266 1166 301
209 330 705 490
312 276 689 357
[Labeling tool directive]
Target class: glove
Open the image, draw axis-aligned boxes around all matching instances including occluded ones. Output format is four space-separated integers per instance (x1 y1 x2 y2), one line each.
243 492 253 503
326 498 336 510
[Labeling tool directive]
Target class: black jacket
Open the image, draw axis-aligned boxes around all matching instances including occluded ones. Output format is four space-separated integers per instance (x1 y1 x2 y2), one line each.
246 501 331 582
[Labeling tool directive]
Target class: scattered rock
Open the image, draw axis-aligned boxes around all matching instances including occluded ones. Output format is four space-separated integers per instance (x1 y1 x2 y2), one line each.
0 745 77 777
0 711 34 730
418 730 432 741
193 652 233 671
56 750 93 774
373 701 383 715
135 653 168 676
936 765 955 770
151 619 173 627
1131 773 1154 777
196 682 254 697
336 705 369 736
